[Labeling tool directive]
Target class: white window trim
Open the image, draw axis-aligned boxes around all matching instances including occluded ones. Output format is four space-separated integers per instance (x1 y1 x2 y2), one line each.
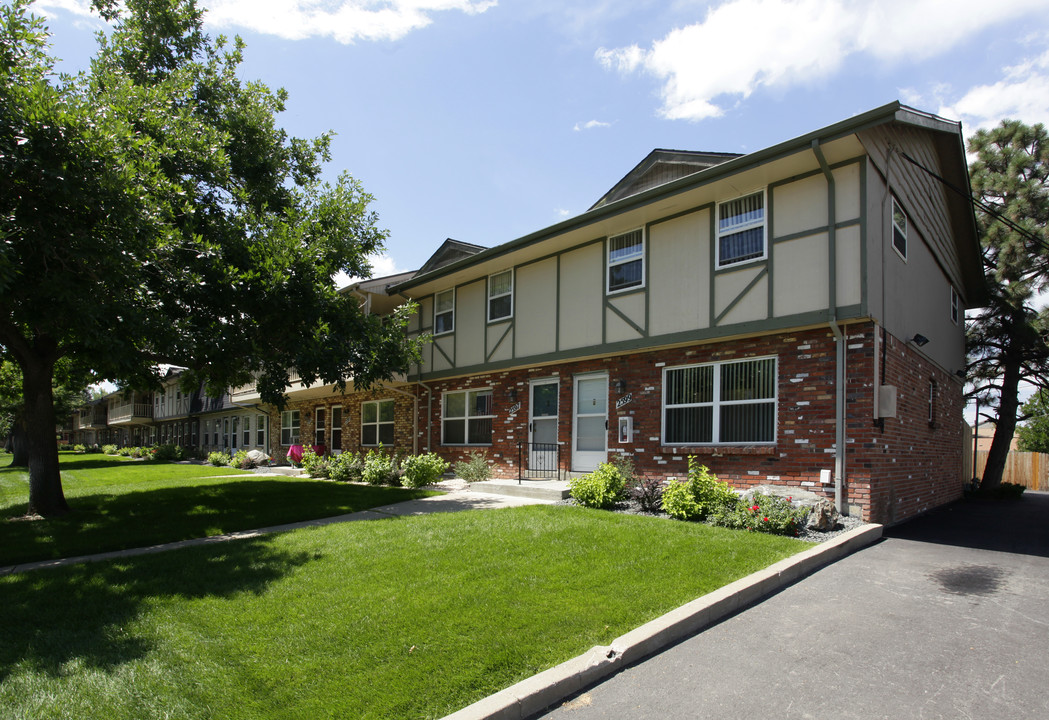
361 399 395 447
315 407 326 446
255 414 267 449
606 228 646 295
330 405 342 451
434 288 455 336
441 388 495 446
891 196 908 261
487 269 514 323
661 356 778 446
242 414 252 447
280 410 300 446
716 189 767 269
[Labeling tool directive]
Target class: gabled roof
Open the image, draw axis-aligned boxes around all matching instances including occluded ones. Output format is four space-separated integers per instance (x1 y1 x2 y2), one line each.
589 149 741 210
389 101 985 306
415 239 487 276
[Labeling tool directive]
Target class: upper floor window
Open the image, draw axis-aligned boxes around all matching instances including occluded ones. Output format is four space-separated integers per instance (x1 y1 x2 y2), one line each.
892 197 908 260
488 269 513 322
442 389 493 445
434 289 455 335
717 190 766 267
607 229 644 293
362 399 395 446
662 356 777 445
951 286 960 325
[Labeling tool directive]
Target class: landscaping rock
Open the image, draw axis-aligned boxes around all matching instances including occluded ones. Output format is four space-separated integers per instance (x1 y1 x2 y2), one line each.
246 449 269 465
806 497 840 531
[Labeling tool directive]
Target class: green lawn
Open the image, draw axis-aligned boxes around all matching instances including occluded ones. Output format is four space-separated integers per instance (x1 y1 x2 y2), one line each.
0 504 807 719
0 452 436 566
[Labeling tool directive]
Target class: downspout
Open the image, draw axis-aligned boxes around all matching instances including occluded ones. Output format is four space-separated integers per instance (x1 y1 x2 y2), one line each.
417 381 433 453
813 139 846 514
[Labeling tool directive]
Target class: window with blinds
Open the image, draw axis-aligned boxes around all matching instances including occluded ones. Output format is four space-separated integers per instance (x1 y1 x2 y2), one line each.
488 269 513 322
434 289 455 335
717 190 766 267
442 389 494 445
662 357 777 445
607 229 644 293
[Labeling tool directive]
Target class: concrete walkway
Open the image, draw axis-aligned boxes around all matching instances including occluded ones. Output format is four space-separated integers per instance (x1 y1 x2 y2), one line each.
531 492 1049 720
0 480 551 576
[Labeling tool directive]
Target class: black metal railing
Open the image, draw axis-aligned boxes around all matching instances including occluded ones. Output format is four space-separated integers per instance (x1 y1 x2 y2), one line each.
516 441 562 482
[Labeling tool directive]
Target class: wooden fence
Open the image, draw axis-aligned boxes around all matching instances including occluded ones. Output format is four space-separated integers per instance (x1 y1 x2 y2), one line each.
973 451 1049 491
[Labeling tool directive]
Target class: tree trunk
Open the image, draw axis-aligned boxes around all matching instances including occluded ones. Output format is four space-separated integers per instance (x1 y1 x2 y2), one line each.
981 359 1022 492
23 360 69 517
8 420 29 467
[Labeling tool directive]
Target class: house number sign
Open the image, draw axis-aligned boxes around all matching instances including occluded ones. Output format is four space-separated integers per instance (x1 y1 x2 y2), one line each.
508 402 522 414
615 394 633 409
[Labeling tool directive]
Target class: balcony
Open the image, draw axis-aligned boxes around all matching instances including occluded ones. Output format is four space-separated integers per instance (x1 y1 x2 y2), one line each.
77 410 108 429
108 403 154 425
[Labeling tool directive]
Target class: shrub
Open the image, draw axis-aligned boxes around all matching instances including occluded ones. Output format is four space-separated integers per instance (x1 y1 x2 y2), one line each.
662 458 736 521
454 451 491 483
362 449 396 486
118 445 134 456
402 453 450 488
328 452 364 483
152 444 186 462
208 450 231 467
73 444 86 454
708 493 809 536
569 462 626 510
999 481 1027 499
627 476 665 513
129 446 145 459
300 447 329 478
101 444 119 455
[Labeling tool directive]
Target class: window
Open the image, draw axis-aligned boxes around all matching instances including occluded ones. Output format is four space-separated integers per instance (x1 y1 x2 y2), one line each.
331 406 343 451
892 197 908 259
315 407 326 446
442 389 494 445
255 414 267 448
434 289 455 335
951 286 960 325
242 415 251 447
717 191 766 267
607 229 644 293
662 357 777 445
362 400 395 446
488 269 513 321
281 410 300 445
928 379 937 426
231 416 238 449
223 418 230 448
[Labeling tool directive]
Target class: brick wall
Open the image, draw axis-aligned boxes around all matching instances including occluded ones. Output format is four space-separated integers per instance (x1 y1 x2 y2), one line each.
286 388 417 457
418 322 965 524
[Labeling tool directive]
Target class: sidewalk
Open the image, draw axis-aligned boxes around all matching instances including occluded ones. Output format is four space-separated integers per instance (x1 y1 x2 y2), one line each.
0 480 551 576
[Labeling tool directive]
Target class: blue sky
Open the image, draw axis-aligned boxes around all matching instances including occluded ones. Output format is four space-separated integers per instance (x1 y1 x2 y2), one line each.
34 0 1049 282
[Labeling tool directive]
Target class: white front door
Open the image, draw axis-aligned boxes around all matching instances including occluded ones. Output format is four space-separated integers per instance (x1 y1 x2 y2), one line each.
529 379 559 473
573 374 608 472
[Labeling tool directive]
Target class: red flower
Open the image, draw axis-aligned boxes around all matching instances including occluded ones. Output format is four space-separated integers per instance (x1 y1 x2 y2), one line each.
763 516 769 522
787 496 792 502
751 505 760 512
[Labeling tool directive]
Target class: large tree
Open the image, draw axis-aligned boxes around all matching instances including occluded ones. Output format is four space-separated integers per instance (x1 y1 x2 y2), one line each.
0 0 418 516
1 357 93 467
966 119 1049 490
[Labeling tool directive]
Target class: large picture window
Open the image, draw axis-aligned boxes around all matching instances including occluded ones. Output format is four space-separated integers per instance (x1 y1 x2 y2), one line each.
662 357 776 445
281 410 300 446
434 289 455 335
362 400 395 446
607 229 644 293
717 191 766 267
442 389 494 445
488 269 513 322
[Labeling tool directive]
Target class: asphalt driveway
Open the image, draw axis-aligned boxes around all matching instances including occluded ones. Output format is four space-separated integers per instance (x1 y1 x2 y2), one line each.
534 492 1049 719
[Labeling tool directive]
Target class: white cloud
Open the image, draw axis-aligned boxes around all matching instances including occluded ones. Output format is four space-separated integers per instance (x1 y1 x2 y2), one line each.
939 49 1049 131
203 0 496 43
597 0 1048 121
336 252 411 288
32 0 497 43
573 119 612 131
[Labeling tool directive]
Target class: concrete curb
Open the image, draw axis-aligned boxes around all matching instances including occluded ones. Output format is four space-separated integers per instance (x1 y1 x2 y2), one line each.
441 522 884 720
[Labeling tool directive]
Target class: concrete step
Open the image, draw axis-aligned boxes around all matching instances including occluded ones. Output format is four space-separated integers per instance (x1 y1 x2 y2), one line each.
470 478 571 502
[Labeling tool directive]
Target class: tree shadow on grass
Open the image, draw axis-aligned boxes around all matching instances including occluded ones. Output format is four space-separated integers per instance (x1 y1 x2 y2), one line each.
0 536 312 682
0 480 432 566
